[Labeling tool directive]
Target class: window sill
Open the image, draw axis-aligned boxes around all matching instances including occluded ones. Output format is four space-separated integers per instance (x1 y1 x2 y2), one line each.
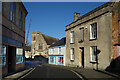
78 40 83 43
70 59 74 61
70 43 74 44
89 38 97 41
90 61 98 64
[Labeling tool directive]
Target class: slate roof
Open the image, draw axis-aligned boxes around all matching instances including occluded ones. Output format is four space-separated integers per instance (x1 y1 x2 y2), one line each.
49 37 66 48
42 34 59 45
66 2 113 27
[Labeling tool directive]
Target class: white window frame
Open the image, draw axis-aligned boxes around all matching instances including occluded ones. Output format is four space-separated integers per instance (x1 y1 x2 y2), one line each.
70 48 74 60
52 48 54 54
90 23 97 40
16 48 23 64
70 31 74 43
118 46 120 60
58 47 61 54
90 46 97 62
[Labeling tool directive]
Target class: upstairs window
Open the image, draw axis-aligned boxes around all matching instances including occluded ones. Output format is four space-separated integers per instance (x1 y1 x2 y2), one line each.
33 36 35 41
90 46 97 62
19 9 22 29
70 48 74 60
10 2 15 22
58 47 61 54
79 27 84 43
90 23 97 40
70 31 74 43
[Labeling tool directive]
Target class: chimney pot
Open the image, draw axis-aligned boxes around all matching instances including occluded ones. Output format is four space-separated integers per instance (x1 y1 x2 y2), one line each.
74 13 80 21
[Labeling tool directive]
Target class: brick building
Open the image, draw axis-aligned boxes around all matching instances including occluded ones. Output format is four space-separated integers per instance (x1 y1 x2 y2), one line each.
31 31 59 58
1 2 28 76
65 2 120 70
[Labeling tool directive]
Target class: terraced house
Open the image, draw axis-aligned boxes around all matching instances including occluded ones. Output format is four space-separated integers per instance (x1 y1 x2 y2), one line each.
65 2 120 70
48 37 66 66
1 2 28 76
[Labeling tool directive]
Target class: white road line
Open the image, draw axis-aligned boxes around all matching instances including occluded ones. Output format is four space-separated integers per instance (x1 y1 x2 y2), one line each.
18 68 36 80
70 70 85 80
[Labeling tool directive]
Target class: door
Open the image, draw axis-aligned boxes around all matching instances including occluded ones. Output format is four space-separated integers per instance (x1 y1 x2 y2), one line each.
8 46 16 73
80 47 84 68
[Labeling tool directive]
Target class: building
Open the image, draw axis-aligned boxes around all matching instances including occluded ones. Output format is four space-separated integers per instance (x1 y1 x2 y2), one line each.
1 2 28 76
48 37 66 66
25 46 31 59
31 31 59 58
65 2 120 70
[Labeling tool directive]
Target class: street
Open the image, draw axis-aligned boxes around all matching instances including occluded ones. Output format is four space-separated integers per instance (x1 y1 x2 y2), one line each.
20 64 82 79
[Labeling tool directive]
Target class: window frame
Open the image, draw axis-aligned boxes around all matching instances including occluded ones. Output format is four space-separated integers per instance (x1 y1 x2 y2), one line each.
10 2 15 22
16 48 23 64
70 31 75 44
58 47 61 54
90 22 97 40
90 46 97 63
0 45 6 66
70 48 74 61
19 9 22 29
79 27 84 43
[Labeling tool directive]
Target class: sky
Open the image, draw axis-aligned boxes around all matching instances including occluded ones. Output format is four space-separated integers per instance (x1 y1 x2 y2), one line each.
23 2 105 44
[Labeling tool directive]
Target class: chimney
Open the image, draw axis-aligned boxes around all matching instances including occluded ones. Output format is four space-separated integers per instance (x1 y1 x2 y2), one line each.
74 13 80 21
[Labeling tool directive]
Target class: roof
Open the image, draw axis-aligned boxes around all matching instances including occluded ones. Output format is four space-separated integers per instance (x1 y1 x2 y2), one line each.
66 2 113 27
42 34 59 45
49 37 66 48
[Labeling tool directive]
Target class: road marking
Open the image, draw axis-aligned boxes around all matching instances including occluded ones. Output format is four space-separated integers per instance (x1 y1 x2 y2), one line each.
18 68 36 80
70 70 85 80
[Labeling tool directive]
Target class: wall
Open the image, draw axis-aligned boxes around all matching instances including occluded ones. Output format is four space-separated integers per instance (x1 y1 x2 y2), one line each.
65 4 113 70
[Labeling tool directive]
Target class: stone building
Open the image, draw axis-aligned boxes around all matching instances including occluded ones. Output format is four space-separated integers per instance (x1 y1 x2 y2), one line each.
31 31 59 58
48 37 66 66
65 2 120 70
1 2 28 76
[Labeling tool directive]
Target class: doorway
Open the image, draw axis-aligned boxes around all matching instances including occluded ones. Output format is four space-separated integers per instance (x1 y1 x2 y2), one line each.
80 47 84 68
8 46 16 73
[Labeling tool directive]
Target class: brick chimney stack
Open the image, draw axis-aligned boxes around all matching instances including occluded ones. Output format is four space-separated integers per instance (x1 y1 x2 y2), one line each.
74 13 80 21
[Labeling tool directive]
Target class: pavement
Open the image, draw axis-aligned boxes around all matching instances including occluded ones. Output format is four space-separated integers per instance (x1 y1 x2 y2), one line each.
1 63 120 80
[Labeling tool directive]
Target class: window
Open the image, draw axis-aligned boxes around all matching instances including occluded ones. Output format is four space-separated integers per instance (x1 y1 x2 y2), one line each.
118 46 120 60
58 47 61 54
50 57 54 63
70 48 74 60
70 31 74 43
90 46 97 62
52 48 54 54
58 57 63 64
16 48 23 64
19 9 22 28
79 28 84 42
90 23 97 40
10 2 15 22
38 44 42 50
0 45 6 66
33 36 35 41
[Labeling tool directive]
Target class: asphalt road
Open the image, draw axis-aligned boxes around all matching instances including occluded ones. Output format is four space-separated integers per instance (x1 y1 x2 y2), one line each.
20 64 82 80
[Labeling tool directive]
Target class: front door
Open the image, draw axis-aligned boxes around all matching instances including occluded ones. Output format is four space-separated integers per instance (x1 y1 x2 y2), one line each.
8 46 16 73
80 47 84 68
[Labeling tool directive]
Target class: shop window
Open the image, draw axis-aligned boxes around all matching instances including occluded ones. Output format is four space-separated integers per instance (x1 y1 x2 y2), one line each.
58 57 63 64
50 57 54 63
16 48 23 64
0 45 6 66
